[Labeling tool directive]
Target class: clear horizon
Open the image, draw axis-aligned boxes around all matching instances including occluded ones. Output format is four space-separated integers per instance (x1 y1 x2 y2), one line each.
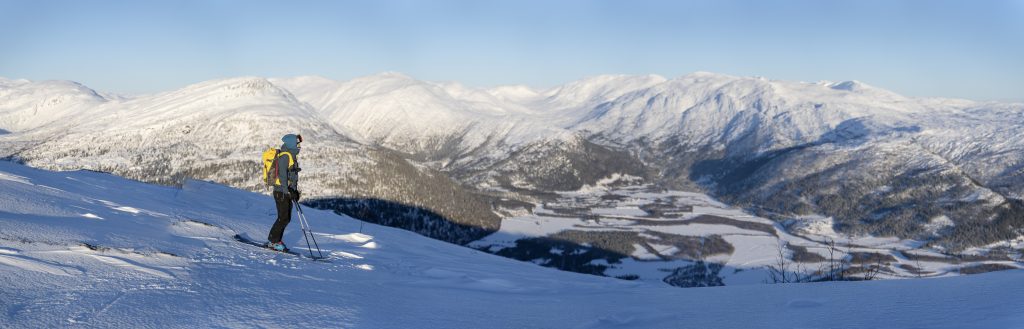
1 0 1022 101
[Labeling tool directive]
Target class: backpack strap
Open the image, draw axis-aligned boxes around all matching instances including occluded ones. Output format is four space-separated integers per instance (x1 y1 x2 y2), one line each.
277 151 295 169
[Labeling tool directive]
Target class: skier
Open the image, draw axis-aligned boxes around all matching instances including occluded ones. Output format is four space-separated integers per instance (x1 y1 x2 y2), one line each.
267 133 302 251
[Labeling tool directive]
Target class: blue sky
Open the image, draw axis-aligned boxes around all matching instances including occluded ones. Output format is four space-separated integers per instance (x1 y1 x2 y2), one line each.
1 0 1021 100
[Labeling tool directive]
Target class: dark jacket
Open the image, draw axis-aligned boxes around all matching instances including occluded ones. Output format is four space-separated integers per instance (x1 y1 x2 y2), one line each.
274 134 300 193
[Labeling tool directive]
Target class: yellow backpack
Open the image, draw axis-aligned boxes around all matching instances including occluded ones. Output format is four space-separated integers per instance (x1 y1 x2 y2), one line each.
261 147 294 187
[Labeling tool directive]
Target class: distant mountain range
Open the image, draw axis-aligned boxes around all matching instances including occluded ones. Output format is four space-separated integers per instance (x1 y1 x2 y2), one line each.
2 72 1022 253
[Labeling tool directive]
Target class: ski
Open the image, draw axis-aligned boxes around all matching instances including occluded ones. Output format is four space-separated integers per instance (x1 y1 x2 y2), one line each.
233 234 330 262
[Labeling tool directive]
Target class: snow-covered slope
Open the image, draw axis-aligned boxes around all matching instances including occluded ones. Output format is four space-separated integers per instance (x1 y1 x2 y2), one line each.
2 162 1023 328
271 73 551 160
0 79 107 133
910 104 1024 200
6 77 361 192
271 73 671 164
570 72 926 154
527 74 669 125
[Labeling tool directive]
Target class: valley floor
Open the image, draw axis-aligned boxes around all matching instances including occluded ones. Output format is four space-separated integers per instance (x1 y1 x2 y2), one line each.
475 182 1022 286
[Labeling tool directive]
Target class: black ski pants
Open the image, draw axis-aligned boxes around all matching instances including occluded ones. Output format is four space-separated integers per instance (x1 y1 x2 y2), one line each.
267 191 292 243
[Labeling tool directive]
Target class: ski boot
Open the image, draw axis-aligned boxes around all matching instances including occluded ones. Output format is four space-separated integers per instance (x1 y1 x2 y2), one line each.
266 241 288 252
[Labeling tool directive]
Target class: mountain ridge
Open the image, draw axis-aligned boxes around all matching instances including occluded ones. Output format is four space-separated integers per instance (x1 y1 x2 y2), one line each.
1 72 1022 254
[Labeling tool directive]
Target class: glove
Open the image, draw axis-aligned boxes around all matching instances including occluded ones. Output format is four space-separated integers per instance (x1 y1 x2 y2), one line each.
288 188 301 202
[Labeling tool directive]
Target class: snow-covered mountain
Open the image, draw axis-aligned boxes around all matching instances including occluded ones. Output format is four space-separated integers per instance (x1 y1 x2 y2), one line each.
0 78 107 133
270 73 549 162
1 72 1022 282
570 73 921 151
566 73 1024 250
0 77 501 246
8 77 353 188
270 73 667 165
2 161 1023 328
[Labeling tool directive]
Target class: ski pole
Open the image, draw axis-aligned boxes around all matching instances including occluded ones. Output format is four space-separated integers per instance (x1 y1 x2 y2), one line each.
295 201 315 259
301 205 325 259
305 211 324 259
294 201 324 259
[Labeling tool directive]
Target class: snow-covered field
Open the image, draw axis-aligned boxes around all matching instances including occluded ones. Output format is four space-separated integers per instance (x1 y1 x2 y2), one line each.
2 162 1023 328
473 180 1022 286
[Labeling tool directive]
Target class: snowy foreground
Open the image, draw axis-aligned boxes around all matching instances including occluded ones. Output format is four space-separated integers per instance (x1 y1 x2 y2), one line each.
1 162 1022 329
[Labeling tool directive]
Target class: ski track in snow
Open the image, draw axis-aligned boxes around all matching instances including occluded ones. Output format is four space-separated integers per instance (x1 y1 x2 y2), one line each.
0 252 83 277
75 251 177 280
